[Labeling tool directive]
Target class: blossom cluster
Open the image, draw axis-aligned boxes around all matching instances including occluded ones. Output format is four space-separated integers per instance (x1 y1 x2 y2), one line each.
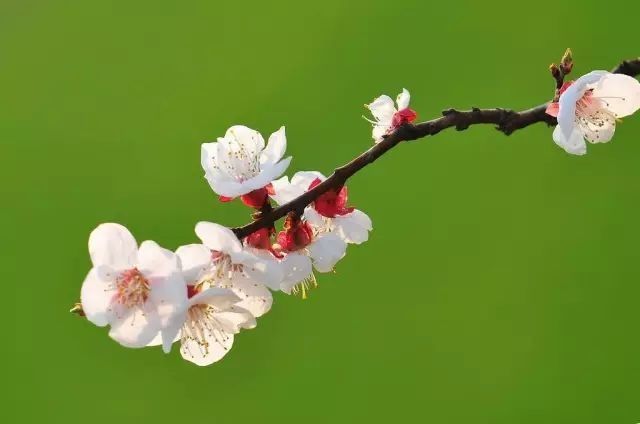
77 62 640 366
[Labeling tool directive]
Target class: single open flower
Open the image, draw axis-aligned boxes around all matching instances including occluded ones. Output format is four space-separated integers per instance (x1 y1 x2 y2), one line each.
365 88 417 143
80 223 187 350
546 71 640 155
148 244 256 366
194 221 282 317
201 125 291 206
271 171 372 244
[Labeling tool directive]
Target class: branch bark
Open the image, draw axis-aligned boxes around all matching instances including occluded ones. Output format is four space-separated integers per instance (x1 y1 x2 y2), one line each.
232 58 640 239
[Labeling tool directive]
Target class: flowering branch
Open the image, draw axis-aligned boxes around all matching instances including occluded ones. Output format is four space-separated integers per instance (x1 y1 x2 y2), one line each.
232 58 640 239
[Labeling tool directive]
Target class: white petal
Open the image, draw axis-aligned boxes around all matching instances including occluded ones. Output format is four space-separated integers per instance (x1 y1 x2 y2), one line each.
269 176 297 205
558 71 608 141
215 307 256 332
372 123 390 143
195 221 242 255
396 88 410 110
279 253 313 294
260 126 287 165
180 330 234 366
200 142 219 177
80 266 115 327
108 304 162 348
333 209 373 244
367 95 396 124
189 287 241 309
176 244 212 284
578 110 616 144
88 223 138 269
308 233 347 272
592 73 640 118
553 124 587 156
226 274 273 318
149 271 188 353
241 250 284 291
226 125 265 151
137 240 179 279
303 206 326 229
290 171 326 189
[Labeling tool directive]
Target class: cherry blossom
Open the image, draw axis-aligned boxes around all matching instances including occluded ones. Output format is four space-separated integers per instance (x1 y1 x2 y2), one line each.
201 125 291 207
365 88 417 143
80 223 187 350
546 71 640 155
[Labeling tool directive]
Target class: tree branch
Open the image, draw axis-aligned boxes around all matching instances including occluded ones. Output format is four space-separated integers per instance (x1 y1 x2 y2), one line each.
232 58 640 239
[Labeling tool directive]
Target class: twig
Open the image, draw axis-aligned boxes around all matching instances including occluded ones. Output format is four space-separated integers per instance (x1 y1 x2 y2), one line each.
232 58 640 239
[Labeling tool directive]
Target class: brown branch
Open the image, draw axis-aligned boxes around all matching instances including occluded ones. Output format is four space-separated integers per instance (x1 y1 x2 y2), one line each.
232 58 640 239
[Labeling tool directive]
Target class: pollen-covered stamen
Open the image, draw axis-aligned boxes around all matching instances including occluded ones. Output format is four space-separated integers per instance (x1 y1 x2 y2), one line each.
290 273 318 300
112 268 150 308
180 304 230 358
214 129 262 182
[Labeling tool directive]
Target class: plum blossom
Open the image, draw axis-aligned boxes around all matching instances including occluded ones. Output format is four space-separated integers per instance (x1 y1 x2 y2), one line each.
149 244 256 366
80 223 187 350
201 125 291 207
546 71 640 155
365 88 417 143
271 171 372 244
273 214 347 298
194 221 281 317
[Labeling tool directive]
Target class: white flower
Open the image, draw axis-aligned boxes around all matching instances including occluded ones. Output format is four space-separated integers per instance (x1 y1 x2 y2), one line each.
365 88 417 143
201 125 292 198
193 221 282 317
80 223 187 350
546 71 640 155
149 244 256 366
271 171 372 244
274 214 347 298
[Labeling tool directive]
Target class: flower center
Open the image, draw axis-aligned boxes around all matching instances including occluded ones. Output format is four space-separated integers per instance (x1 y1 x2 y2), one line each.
180 304 230 358
113 268 150 308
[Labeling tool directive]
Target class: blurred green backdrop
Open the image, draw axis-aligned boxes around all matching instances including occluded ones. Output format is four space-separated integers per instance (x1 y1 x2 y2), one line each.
4 0 640 422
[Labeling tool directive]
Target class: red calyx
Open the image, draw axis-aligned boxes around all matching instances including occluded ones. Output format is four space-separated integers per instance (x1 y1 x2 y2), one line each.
546 81 575 117
245 227 273 250
277 215 313 252
391 107 418 128
187 284 199 299
308 178 354 218
219 184 274 209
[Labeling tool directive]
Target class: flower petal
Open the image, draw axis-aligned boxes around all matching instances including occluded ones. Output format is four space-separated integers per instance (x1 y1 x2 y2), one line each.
308 233 346 272
396 88 410 110
279 253 313 294
333 209 372 244
225 274 273 318
108 304 162 348
592 73 640 118
88 223 138 269
553 124 587 156
189 287 241 309
578 110 616 144
176 244 212 284
215 307 256 332
367 95 395 124
260 126 287 165
180 330 234 366
242 250 284 291
195 221 243 255
80 266 115 327
372 124 390 143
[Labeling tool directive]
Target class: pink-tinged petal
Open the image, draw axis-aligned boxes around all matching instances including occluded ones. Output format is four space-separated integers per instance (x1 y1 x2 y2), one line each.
545 102 559 117
558 71 608 140
88 223 137 269
592 73 640 118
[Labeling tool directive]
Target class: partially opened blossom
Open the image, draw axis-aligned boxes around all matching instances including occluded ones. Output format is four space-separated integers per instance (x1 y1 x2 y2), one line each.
546 71 640 155
194 221 281 317
365 88 417 143
274 214 347 298
149 244 255 366
271 171 372 244
80 223 187 350
201 125 291 207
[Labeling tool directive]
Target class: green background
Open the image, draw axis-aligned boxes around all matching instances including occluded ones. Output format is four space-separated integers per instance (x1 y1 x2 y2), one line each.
4 1 640 422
